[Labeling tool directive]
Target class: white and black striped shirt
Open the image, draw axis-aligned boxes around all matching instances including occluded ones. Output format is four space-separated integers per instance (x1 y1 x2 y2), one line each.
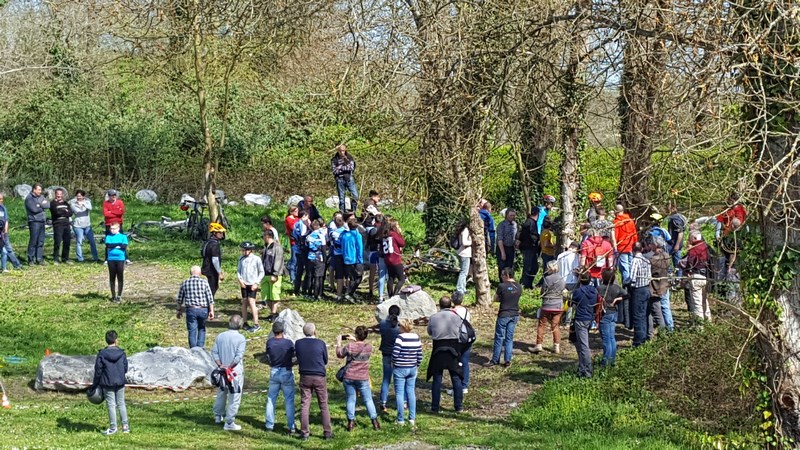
392 332 423 368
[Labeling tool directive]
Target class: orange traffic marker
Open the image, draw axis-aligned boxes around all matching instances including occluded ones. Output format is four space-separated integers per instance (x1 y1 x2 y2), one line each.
1 393 10 409
45 348 51 356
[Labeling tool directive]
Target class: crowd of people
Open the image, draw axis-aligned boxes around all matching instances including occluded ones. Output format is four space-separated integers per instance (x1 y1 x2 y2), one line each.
9 144 749 438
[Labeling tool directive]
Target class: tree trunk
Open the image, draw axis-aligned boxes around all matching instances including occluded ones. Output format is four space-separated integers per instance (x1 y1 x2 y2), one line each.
617 0 667 222
469 200 491 306
191 0 218 222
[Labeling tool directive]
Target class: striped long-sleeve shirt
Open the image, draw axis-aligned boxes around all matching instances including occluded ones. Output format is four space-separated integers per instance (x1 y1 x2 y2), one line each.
391 332 423 368
630 254 651 288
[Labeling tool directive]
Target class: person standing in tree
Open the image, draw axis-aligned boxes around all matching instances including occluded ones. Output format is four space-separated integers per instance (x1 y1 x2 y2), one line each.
517 208 540 289
496 209 518 280
69 190 100 263
331 144 358 213
25 183 49 265
202 223 226 295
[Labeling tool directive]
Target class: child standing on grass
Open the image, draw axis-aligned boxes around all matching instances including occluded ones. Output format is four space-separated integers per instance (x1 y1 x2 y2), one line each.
237 241 264 333
92 330 129 435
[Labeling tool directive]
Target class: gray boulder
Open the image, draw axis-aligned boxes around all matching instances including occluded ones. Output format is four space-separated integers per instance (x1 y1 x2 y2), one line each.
415 201 426 213
35 346 217 392
45 185 68 200
375 290 438 322
287 195 304 207
35 354 95 391
135 189 158 203
126 346 215 390
269 309 306 343
227 201 239 206
325 196 351 210
377 199 394 209
180 194 196 205
244 193 272 207
214 189 226 201
14 184 31 198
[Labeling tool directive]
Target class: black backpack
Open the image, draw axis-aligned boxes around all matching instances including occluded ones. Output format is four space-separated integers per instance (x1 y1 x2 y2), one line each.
454 310 477 345
450 223 466 250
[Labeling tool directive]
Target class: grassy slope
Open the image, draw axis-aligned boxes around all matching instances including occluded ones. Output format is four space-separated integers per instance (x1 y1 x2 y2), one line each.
0 198 756 449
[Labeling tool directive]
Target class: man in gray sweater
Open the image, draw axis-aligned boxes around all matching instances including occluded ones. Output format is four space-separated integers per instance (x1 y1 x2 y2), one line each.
211 315 247 431
427 297 465 413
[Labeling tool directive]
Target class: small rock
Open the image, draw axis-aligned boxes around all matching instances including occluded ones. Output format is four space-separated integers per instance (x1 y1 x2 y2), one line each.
45 185 68 200
135 189 158 203
377 199 394 209
227 201 238 206
415 201 426 213
324 196 351 210
180 194 196 204
214 189 226 201
243 193 272 207
14 184 32 198
287 195 304 207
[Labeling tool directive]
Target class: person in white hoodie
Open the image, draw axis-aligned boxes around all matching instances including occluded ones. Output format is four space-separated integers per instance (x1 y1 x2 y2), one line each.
237 241 264 333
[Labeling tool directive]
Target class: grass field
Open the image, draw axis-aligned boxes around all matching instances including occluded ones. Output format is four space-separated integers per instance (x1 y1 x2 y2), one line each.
0 197 759 449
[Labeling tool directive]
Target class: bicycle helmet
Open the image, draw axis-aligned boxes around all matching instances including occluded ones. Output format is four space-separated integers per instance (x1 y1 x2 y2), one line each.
588 192 603 202
209 222 227 233
650 213 663 221
543 195 556 204
87 385 104 404
240 241 256 251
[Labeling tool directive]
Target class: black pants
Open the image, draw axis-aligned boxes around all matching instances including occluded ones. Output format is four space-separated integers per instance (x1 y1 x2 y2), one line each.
203 271 219 295
307 259 325 298
52 223 71 262
386 263 406 297
497 245 516 280
345 264 362 295
27 221 45 263
108 261 125 297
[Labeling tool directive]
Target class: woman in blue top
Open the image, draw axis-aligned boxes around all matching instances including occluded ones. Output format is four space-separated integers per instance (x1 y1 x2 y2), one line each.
377 305 401 412
105 223 128 303
571 272 597 378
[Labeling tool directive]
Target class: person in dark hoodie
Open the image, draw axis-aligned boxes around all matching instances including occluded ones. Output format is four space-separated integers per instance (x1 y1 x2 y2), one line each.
24 183 49 265
426 296 464 413
92 330 129 435
331 144 358 213
49 188 73 264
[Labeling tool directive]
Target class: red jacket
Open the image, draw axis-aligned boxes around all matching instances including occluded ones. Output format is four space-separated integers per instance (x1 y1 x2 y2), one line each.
716 204 747 235
613 213 638 253
382 231 405 266
581 236 614 279
103 199 125 226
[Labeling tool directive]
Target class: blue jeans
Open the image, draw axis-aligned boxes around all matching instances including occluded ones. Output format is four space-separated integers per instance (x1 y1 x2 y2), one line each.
1 238 22 270
599 311 617 366
456 256 470 293
288 245 299 283
632 286 650 347
431 368 463 412
265 367 296 431
670 247 683 278
460 346 471 389
378 258 387 299
27 221 45 263
185 307 209 348
103 387 129 430
617 252 632 285
336 176 359 212
574 320 593 378
344 379 377 420
380 355 393 405
73 226 99 262
491 315 519 364
393 367 417 422
660 290 674 332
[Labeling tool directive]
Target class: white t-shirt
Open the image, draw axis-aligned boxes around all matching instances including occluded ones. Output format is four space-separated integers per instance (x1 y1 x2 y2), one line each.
453 305 472 323
457 227 472 258
557 250 580 285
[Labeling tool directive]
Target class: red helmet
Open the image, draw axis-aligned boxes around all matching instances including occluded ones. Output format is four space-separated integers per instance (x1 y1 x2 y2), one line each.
543 195 556 204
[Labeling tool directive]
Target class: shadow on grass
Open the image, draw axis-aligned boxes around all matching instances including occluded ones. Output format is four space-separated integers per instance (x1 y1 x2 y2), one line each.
73 292 110 302
57 417 98 433
508 359 575 385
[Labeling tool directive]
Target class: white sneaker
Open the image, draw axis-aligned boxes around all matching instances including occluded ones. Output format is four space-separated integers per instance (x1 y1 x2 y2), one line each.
223 422 242 431
445 388 453 396
463 388 468 394
214 415 222 424
409 419 416 429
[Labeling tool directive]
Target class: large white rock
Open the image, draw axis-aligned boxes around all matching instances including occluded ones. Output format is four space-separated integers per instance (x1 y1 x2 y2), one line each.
45 185 68 200
180 194 196 204
287 195 304 207
244 193 272 207
375 290 438 322
35 346 217 392
268 309 306 343
14 184 32 198
325 196 351 210
135 189 158 203
415 201 426 213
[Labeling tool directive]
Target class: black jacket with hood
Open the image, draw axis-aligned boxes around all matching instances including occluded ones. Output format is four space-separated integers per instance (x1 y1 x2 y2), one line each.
93 345 128 389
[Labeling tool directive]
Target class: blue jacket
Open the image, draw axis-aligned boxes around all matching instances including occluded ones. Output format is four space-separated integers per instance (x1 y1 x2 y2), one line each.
572 284 598 322
105 233 129 261
92 346 128 389
536 206 550 234
479 209 496 250
306 230 326 261
341 228 363 265
331 226 346 256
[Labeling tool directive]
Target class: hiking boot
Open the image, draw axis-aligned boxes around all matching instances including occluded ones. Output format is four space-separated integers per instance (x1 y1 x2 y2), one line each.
323 432 334 440
502 361 512 368
347 419 356 432
101 428 117 435
553 344 561 354
483 361 498 368
532 344 543 353
372 418 381 430
223 422 242 431
409 419 416 429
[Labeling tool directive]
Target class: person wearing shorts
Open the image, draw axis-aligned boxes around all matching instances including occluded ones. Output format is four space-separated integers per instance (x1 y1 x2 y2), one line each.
237 241 264 333
261 231 285 322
